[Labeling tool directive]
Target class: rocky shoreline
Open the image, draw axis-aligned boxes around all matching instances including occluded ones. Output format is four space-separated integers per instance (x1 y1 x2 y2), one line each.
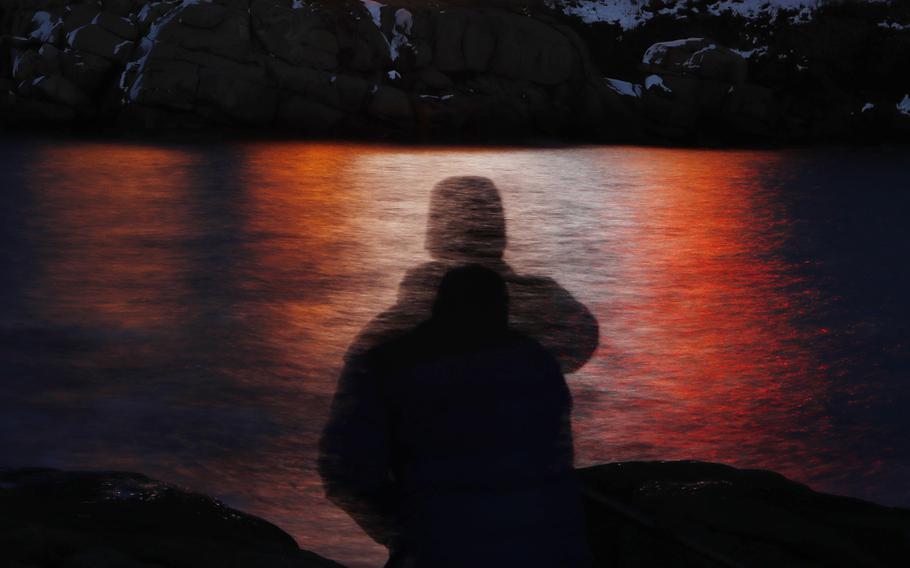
4 461 910 567
1 0 908 145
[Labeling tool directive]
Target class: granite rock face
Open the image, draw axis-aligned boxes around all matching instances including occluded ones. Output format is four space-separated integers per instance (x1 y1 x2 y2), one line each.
579 461 910 568
0 0 907 143
0 468 344 568
0 0 627 140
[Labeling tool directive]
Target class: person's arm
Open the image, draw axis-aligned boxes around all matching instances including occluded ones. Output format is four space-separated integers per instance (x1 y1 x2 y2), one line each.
318 353 399 547
507 274 600 375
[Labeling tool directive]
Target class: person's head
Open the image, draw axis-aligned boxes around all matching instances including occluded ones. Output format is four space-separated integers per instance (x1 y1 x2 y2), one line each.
425 176 506 262
431 264 508 334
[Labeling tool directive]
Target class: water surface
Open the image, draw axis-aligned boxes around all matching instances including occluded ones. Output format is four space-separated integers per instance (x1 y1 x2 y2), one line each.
1 140 908 567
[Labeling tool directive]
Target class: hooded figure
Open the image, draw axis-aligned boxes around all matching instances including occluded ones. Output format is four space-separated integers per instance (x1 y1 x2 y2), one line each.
319 265 591 568
346 176 599 373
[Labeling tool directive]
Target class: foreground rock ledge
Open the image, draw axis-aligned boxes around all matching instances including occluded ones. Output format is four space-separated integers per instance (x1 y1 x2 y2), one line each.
579 461 910 567
0 468 344 568
4 461 910 567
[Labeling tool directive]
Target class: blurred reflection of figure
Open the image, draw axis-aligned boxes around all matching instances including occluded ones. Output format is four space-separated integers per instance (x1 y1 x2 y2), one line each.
348 175 599 374
319 265 591 567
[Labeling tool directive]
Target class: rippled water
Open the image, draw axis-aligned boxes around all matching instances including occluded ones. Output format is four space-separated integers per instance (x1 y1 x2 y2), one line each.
1 140 908 567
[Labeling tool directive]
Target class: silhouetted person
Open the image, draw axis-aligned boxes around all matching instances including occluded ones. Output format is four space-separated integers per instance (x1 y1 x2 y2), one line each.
319 265 590 567
348 176 599 374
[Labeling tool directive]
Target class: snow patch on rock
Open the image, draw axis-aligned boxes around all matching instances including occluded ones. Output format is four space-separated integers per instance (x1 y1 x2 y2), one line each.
29 11 59 43
733 46 769 59
878 20 910 31
897 95 910 117
361 0 384 28
389 8 412 62
605 77 642 98
643 38 703 65
120 0 206 102
645 74 671 94
556 0 653 29
555 0 879 29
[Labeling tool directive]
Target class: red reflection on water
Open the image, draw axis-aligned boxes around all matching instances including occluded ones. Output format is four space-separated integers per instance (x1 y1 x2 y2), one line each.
25 144 198 350
578 149 833 483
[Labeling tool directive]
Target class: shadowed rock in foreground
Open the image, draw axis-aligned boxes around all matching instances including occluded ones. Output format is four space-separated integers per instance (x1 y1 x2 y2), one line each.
580 461 910 568
0 468 344 568
4 462 910 567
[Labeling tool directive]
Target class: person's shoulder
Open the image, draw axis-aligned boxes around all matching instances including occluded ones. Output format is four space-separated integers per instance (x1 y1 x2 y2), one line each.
364 321 435 372
503 329 563 372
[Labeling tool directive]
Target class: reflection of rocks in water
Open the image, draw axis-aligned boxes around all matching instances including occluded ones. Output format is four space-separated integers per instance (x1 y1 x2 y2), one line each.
350 176 599 374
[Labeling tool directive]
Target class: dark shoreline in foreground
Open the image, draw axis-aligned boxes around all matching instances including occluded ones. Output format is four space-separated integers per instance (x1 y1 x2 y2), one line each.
4 461 910 568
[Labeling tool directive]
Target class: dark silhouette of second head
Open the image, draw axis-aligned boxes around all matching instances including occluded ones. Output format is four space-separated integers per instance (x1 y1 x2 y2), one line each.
431 264 508 334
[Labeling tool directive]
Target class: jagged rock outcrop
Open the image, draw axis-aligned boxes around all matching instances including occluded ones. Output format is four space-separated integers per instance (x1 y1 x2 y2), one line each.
0 468 344 568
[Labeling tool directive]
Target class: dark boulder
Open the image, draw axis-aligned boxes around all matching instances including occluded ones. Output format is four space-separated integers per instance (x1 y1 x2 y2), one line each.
579 461 910 568
0 468 344 568
66 23 134 64
95 10 140 41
